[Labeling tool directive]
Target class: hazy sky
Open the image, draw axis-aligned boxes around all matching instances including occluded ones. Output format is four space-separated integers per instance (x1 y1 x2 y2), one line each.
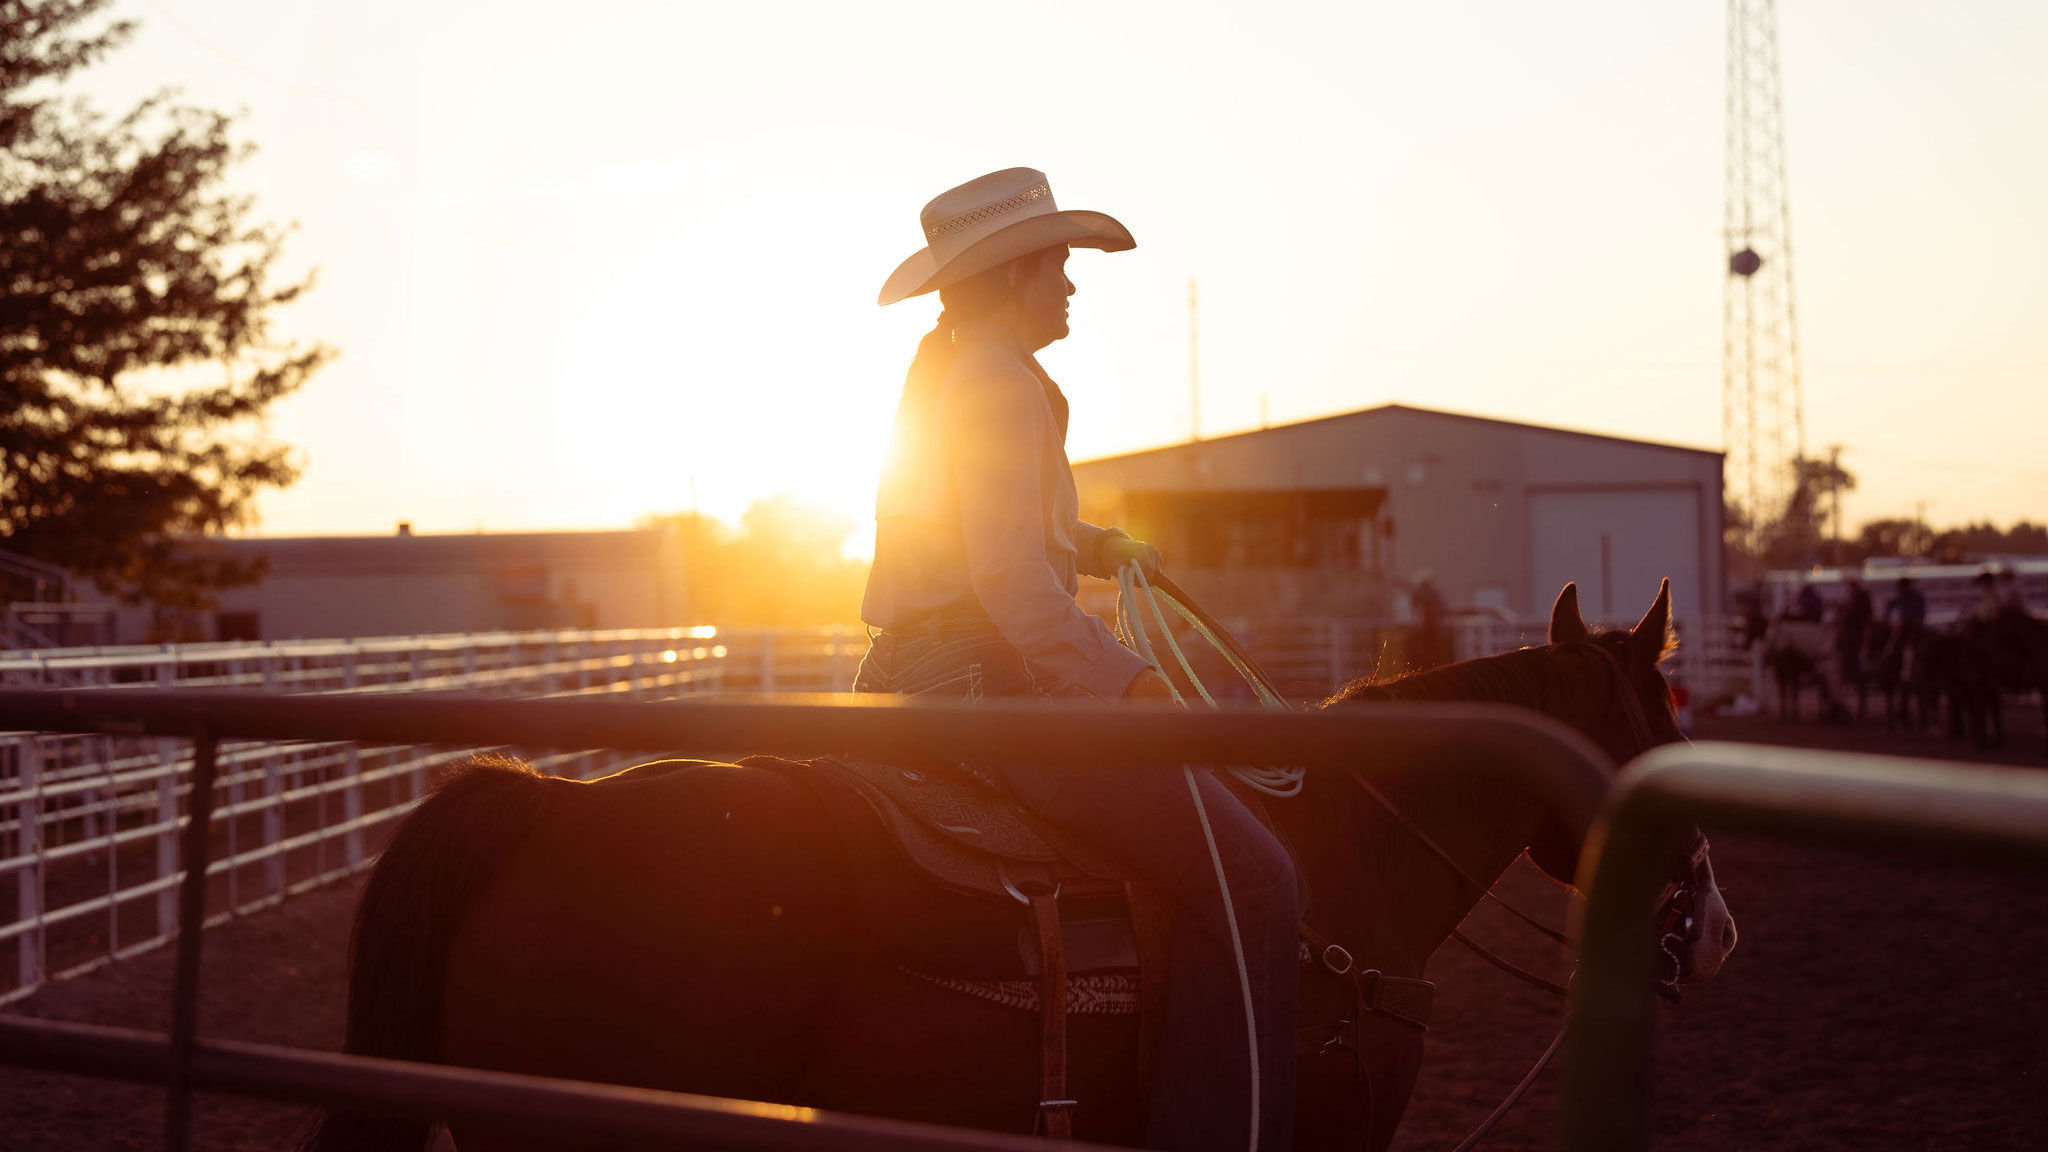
66 0 2048 547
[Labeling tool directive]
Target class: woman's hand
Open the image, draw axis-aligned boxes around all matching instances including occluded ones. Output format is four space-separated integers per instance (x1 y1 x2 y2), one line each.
1101 535 1163 581
1121 668 1177 703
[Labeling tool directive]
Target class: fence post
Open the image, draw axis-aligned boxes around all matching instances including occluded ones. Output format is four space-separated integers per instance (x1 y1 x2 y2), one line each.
155 656 179 937
262 657 284 899
13 736 42 993
79 666 104 842
342 659 364 868
1326 619 1343 692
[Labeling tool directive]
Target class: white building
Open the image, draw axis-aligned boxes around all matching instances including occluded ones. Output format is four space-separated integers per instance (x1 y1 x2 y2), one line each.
82 526 688 643
1072 403 1725 638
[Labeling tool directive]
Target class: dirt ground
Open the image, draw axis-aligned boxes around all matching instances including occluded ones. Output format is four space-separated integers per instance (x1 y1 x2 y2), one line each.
2 710 2044 1151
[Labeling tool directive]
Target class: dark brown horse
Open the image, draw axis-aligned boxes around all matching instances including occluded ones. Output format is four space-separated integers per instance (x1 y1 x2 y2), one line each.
303 582 1735 1152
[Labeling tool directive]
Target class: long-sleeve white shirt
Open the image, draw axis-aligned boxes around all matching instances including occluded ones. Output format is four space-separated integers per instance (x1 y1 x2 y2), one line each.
860 324 1151 700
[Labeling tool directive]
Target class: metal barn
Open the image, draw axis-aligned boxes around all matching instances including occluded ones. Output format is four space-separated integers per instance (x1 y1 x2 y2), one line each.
1072 404 1725 640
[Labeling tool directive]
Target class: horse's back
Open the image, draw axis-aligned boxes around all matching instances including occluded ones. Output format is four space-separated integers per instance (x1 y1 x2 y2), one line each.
440 760 855 1103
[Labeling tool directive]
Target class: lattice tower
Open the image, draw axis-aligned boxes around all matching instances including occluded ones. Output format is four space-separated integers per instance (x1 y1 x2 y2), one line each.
1723 0 1805 559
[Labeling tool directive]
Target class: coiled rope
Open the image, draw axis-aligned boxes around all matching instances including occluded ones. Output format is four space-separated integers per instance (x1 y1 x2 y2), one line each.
1114 562 1306 798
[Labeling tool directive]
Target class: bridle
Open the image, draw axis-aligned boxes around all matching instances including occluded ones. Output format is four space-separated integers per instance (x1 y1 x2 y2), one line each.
1584 639 1714 996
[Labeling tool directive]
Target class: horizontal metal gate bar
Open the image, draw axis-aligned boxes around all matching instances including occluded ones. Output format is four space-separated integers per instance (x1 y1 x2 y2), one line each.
1559 741 2048 1152
0 686 1616 782
0 688 1617 1151
0 1014 1121 1152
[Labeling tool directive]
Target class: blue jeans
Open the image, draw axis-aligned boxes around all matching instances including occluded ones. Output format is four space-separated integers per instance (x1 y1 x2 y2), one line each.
855 623 1298 1152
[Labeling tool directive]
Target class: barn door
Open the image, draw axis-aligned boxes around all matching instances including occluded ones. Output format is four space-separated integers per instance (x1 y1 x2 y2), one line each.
1528 489 1702 632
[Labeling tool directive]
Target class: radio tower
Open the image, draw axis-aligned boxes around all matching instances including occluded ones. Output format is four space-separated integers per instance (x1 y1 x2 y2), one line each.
1722 0 1805 564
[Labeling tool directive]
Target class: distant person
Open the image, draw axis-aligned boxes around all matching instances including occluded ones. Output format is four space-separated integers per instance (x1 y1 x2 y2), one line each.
853 167 1295 1152
1996 567 2030 617
1791 582 1823 622
1974 570 2001 623
1737 585 1768 650
1882 577 1928 662
1410 569 1447 670
1837 575 1873 683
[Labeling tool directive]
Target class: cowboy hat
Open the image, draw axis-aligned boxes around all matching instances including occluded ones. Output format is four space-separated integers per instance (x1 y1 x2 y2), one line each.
878 167 1134 306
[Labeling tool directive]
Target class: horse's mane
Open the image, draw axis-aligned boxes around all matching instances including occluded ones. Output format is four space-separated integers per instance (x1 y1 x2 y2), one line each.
1324 630 1648 712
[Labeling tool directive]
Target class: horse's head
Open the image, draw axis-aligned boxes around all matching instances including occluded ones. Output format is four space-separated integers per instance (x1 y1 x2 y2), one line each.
1543 579 1691 764
1546 578 1737 985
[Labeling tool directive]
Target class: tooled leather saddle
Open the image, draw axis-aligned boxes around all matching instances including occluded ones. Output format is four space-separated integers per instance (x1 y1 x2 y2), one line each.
747 754 1435 1143
747 754 1171 1140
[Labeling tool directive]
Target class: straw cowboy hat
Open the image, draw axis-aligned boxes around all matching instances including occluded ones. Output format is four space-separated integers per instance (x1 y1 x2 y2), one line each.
878 167 1135 306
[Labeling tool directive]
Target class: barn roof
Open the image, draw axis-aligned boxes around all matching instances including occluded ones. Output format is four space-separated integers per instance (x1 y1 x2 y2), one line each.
1076 402 1723 467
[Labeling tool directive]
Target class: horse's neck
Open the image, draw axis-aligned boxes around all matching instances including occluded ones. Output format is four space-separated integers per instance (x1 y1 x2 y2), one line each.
1381 769 1552 966
1314 650 1591 970
1288 753 1558 977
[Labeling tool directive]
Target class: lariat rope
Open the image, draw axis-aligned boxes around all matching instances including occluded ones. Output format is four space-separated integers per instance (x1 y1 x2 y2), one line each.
1113 561 1266 1152
1115 563 1304 797
1114 567 1577 979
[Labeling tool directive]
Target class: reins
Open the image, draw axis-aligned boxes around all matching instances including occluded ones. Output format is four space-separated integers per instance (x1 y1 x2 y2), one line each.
1120 568 1576 970
1113 570 1694 1150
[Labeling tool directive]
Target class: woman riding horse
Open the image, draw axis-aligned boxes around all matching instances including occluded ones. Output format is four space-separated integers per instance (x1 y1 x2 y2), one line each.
857 167 1297 1152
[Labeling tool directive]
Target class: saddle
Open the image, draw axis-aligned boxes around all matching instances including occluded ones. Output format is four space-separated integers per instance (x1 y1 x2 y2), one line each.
747 754 1175 1140
745 755 1435 1143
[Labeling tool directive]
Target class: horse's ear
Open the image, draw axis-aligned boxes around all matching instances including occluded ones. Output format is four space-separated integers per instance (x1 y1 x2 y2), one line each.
1630 579 1673 661
1549 583 1590 644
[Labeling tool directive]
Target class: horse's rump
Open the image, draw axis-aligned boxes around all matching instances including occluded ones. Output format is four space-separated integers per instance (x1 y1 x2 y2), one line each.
422 757 1155 1146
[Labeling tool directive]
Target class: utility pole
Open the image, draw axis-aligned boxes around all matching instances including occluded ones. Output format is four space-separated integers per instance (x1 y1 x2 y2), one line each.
1188 278 1201 442
1723 0 1805 566
1827 443 1844 565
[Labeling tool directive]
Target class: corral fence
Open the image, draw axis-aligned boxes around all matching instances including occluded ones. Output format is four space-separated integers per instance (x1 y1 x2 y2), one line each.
1 693 2043 1150
0 628 726 1003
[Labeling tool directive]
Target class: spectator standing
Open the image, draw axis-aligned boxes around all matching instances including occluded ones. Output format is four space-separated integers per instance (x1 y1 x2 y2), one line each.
1996 567 2029 617
1838 576 1873 684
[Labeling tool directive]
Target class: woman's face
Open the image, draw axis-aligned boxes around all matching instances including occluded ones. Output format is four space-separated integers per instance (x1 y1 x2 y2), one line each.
1010 247 1075 351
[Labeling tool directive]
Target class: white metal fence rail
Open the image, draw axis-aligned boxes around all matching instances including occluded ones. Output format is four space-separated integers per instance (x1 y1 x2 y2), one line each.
1 628 725 1004
706 616 1751 701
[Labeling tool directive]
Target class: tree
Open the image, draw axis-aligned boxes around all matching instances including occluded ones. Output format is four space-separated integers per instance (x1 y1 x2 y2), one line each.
1855 517 1929 560
1 0 331 615
645 494 868 628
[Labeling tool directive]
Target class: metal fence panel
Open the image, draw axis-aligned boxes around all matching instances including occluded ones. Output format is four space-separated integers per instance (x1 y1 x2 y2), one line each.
1558 741 2048 1151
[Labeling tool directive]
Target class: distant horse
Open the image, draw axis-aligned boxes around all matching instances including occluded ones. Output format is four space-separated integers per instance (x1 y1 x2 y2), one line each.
1866 620 1936 734
1762 618 1842 722
2003 614 2048 758
302 582 1735 1152
1960 612 2048 757
1927 625 2003 749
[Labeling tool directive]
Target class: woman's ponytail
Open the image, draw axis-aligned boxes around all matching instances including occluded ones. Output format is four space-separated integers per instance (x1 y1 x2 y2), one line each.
876 252 1045 513
877 310 957 512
